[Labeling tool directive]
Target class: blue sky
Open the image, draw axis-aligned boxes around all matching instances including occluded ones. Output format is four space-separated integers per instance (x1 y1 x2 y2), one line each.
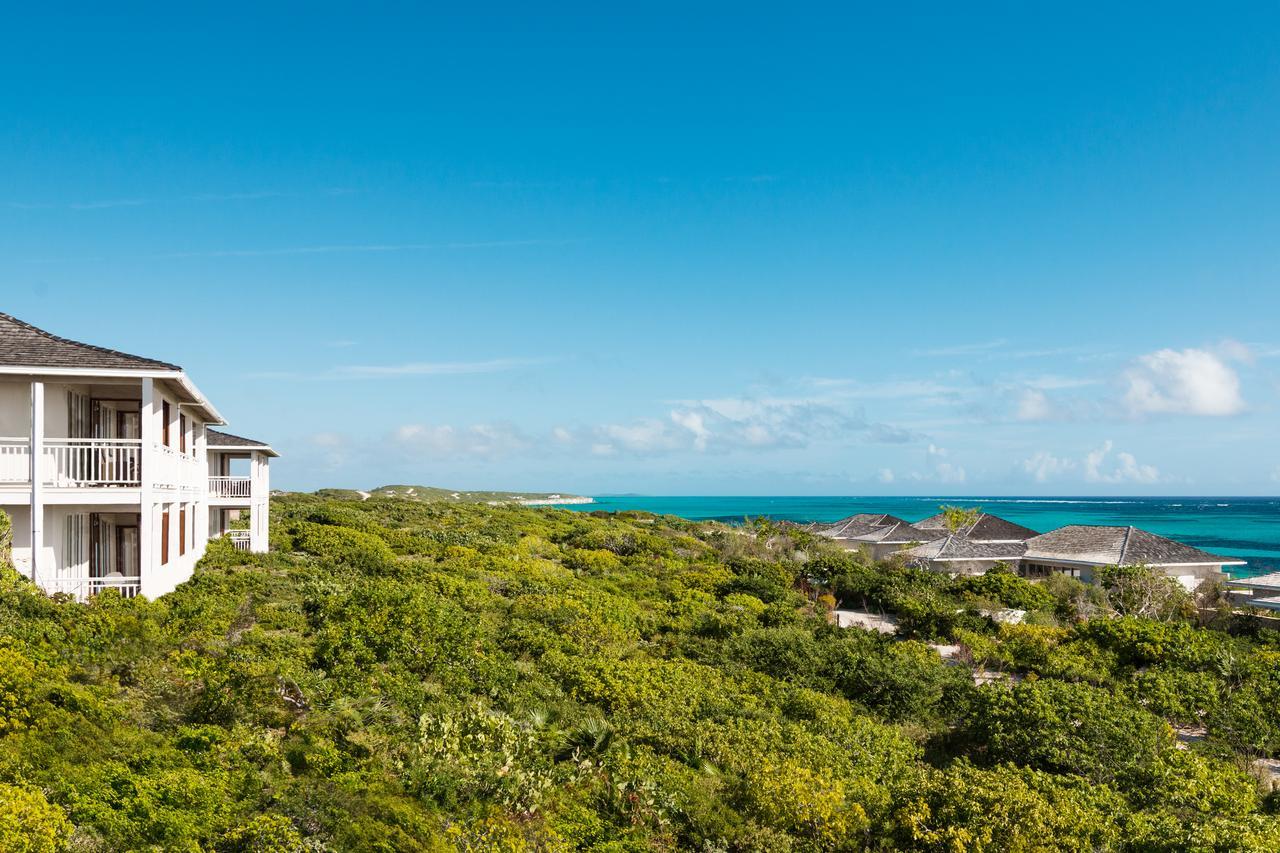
3 4 1280 495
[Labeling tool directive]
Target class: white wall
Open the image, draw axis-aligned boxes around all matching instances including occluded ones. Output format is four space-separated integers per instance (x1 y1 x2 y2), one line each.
0 381 29 437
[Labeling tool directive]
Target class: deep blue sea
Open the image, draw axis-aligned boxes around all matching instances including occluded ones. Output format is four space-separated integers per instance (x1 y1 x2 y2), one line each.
565 496 1280 578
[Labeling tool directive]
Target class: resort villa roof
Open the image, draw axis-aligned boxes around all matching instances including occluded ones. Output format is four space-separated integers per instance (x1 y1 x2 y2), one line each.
1230 572 1280 592
816 513 908 537
817 514 942 546
1227 573 1280 611
901 535 1028 564
915 512 1040 542
0 311 181 371
206 428 280 458
1022 525 1245 568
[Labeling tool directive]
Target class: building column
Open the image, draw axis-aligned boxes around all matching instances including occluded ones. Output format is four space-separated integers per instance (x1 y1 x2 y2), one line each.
250 451 269 553
138 378 156 596
29 380 43 582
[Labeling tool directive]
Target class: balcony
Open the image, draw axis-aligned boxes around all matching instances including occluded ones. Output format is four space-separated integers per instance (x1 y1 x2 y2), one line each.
0 438 142 487
209 476 252 499
226 530 252 551
39 575 142 600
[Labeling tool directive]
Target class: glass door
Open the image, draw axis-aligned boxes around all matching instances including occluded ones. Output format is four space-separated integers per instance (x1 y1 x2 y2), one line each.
117 525 140 579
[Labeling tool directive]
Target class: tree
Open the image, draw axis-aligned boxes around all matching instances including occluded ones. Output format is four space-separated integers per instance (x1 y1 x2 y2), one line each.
1095 564 1195 621
940 505 982 533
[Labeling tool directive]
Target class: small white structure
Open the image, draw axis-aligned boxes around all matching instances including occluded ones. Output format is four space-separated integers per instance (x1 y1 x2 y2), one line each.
0 312 276 600
1226 573 1280 610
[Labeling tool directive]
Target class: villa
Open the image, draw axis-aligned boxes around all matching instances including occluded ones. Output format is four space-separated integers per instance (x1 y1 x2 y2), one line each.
817 509 1245 589
915 511 1039 542
1018 525 1244 589
0 312 276 600
816 513 945 560
1225 573 1280 612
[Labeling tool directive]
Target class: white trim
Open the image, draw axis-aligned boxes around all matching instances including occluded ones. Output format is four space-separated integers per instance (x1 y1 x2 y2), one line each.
0 367 225 424
207 444 278 457
1022 554 1245 568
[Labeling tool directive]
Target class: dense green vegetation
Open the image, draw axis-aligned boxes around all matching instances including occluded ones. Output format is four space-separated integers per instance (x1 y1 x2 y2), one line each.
2 498 1280 850
314 485 589 505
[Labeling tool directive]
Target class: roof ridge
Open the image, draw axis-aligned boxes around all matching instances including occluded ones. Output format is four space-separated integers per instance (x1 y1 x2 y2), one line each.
0 311 180 371
1119 525 1135 563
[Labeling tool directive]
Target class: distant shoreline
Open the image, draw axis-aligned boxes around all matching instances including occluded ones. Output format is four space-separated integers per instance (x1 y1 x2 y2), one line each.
518 496 595 507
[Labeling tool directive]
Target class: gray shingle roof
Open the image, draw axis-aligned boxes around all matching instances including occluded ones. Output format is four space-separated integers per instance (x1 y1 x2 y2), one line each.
1229 572 1280 591
819 515 943 546
902 535 1027 562
206 428 274 452
0 312 179 371
915 512 1039 541
816 513 909 538
1023 525 1242 566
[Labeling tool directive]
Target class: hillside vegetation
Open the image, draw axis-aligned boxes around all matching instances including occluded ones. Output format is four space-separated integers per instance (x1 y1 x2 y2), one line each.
314 485 591 505
2 498 1280 850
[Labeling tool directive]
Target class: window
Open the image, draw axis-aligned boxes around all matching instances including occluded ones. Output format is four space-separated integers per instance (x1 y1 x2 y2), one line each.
179 506 187 556
161 508 170 565
180 414 187 454
67 392 91 439
162 400 171 447
64 513 88 575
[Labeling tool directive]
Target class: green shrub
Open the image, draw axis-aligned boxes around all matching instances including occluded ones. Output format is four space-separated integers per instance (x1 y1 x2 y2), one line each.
290 521 395 572
0 783 71 853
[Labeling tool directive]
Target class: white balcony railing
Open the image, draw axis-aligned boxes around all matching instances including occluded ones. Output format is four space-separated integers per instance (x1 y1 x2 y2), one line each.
226 530 252 551
0 438 27 482
38 575 142 600
0 438 142 487
209 476 252 499
151 443 203 492
45 439 142 486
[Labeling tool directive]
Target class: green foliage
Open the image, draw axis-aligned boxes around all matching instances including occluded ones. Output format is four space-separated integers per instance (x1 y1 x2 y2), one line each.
0 495 1276 849
956 564 1056 612
894 761 1125 852
0 510 10 570
939 504 982 533
964 679 1174 788
0 783 71 853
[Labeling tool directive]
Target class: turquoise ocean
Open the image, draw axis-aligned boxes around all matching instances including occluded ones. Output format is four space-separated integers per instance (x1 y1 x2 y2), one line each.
566 496 1280 578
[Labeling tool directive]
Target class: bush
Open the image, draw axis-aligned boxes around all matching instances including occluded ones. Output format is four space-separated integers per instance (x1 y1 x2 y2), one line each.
291 521 395 572
0 784 71 853
964 679 1174 790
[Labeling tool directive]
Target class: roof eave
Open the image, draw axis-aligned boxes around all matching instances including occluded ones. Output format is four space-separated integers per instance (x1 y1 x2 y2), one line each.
0 365 226 425
207 443 279 457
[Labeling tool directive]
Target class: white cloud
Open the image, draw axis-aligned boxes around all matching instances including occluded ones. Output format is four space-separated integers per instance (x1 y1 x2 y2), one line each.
1084 440 1161 484
337 357 551 377
913 339 1007 357
1122 346 1246 417
581 396 913 457
1015 389 1052 422
394 423 532 458
1021 451 1076 482
926 444 966 483
876 468 895 484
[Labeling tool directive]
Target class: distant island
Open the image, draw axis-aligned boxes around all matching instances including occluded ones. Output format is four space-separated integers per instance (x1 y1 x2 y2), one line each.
312 484 594 507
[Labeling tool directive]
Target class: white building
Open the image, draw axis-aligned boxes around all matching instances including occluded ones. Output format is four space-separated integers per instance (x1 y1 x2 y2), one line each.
0 312 276 600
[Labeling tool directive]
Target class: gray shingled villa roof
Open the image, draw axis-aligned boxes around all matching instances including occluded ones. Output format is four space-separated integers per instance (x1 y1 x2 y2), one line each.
915 512 1039 542
817 513 943 545
902 535 1028 563
207 428 278 457
1023 525 1244 567
816 513 907 537
0 312 180 371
